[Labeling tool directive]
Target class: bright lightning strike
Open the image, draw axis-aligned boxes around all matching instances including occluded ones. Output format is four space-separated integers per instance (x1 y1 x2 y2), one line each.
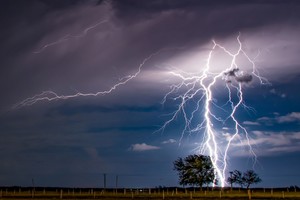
160 33 269 187
15 32 268 188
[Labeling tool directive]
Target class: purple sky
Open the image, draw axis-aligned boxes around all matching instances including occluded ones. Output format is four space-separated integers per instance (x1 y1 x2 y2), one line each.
0 0 300 188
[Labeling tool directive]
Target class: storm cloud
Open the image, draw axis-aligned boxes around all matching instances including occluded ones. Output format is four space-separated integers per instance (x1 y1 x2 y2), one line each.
0 0 300 188
0 0 300 111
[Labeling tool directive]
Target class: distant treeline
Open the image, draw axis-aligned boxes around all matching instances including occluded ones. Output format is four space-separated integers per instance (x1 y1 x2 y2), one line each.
0 185 299 191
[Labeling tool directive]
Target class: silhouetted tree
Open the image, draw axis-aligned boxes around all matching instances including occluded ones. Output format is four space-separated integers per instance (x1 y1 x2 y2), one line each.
242 170 262 189
173 154 215 189
227 170 243 188
227 171 234 190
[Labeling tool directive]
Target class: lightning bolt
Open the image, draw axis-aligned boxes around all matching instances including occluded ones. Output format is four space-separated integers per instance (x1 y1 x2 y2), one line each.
160 33 269 187
15 32 267 188
13 49 163 109
33 19 109 54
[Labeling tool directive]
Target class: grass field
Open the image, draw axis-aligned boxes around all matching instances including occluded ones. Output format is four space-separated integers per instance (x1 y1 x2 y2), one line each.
1 187 300 199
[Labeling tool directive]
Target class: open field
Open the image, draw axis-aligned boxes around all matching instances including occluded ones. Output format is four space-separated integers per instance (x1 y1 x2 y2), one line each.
1 187 300 200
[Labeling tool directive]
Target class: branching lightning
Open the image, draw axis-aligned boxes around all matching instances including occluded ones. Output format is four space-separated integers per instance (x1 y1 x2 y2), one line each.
15 33 268 187
13 50 161 109
160 33 269 187
33 19 109 53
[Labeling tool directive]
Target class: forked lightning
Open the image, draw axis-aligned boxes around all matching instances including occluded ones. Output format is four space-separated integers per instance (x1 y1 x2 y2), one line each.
15 33 268 187
161 34 269 186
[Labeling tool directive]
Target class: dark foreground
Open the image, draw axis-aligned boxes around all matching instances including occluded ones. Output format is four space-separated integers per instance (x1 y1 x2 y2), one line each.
1 187 300 200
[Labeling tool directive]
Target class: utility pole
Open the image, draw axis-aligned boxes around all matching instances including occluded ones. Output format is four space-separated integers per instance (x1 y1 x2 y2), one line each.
115 175 118 193
103 173 106 190
32 178 35 192
32 178 35 198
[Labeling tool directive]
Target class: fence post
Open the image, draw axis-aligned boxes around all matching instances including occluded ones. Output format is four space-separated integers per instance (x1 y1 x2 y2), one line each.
219 190 222 199
282 191 285 199
247 189 251 200
31 189 34 198
190 191 193 199
60 189 63 199
162 190 165 200
271 188 273 196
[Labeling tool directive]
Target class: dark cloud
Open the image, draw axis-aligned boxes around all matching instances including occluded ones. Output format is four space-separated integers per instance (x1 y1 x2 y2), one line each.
49 103 161 116
1 0 300 111
224 68 240 77
235 73 253 83
223 68 253 83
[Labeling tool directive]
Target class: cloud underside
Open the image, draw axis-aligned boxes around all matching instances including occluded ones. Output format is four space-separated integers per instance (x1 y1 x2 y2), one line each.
1 0 300 110
242 112 300 127
229 112 300 156
258 112 300 124
232 131 300 156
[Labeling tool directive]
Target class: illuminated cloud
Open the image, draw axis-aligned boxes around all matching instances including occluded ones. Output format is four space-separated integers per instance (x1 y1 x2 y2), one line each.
232 131 300 156
243 121 260 126
277 112 300 123
162 139 176 144
129 143 160 152
258 112 300 125
270 88 286 98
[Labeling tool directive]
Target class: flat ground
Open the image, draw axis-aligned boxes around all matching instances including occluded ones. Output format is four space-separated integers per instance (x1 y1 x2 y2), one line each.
1 188 300 199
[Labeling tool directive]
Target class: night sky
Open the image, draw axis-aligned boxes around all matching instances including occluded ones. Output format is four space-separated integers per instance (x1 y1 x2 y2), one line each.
0 0 300 188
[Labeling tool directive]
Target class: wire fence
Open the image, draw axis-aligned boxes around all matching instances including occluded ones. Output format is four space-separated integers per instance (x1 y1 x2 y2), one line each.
1 187 300 199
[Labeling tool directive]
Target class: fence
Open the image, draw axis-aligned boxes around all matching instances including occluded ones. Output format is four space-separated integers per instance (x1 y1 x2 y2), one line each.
0 187 300 199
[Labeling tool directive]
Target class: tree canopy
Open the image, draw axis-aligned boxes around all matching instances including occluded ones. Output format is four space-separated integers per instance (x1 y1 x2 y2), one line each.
227 170 243 188
173 154 215 188
228 169 262 189
242 170 262 189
